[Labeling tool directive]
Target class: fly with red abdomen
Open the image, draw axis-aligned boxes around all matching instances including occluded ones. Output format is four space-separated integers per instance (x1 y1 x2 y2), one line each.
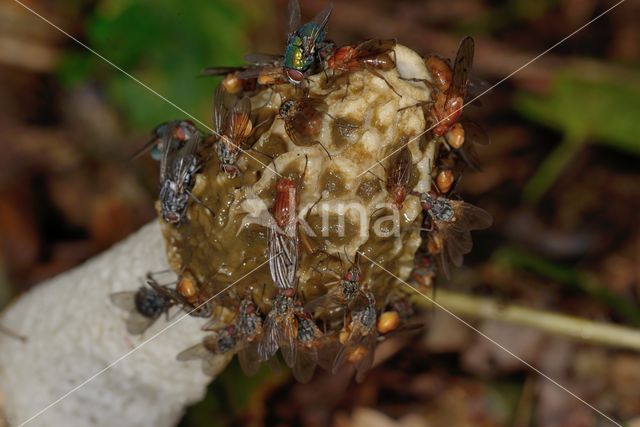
268 177 301 290
430 36 474 137
386 146 413 210
326 38 400 97
212 85 255 178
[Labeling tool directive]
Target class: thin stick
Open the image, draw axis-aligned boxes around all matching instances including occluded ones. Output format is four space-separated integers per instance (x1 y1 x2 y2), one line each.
413 289 640 352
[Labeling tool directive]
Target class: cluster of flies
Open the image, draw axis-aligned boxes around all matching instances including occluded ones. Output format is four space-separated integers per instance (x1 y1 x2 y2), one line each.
112 0 491 382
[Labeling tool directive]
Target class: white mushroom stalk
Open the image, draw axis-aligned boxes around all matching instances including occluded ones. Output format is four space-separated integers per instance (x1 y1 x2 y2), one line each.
0 222 223 427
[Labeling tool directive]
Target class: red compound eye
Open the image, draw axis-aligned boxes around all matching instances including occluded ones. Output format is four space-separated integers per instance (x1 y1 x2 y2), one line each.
285 68 304 84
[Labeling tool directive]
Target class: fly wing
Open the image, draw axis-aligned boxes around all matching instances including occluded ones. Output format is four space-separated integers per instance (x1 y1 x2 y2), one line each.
268 226 298 289
258 311 280 361
308 3 333 45
244 52 284 66
317 336 341 372
212 84 228 135
287 0 302 36
334 118 358 139
176 342 210 362
389 147 413 188
462 121 490 146
226 96 252 146
305 97 329 114
159 129 176 183
354 335 376 383
125 312 157 335
454 202 493 232
445 229 473 266
451 36 474 99
466 75 491 100
332 331 371 375
356 38 397 57
130 133 161 160
432 235 452 279
202 353 232 376
279 314 298 368
292 347 318 383
238 341 261 376
181 129 201 158
110 291 137 312
304 294 333 313
237 65 285 82
200 66 244 77
285 100 325 147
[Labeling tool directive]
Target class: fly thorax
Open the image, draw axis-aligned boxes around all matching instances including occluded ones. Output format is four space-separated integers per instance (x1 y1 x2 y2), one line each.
340 279 359 302
215 328 237 353
297 316 317 343
134 287 166 317
274 293 293 315
279 100 296 119
431 198 455 222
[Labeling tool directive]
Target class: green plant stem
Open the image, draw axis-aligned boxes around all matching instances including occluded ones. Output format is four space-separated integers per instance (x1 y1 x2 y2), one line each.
413 289 640 352
523 132 587 204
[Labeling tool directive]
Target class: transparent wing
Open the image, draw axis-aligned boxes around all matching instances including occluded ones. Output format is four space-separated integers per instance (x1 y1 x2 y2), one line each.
332 342 349 374
458 142 481 172
110 291 137 312
212 84 228 135
432 235 452 279
279 315 298 368
305 97 328 114
454 202 493 232
226 96 252 145
202 353 231 376
125 312 157 335
356 38 396 57
354 335 376 383
445 229 473 267
451 36 474 98
130 133 161 160
237 65 284 81
258 311 280 361
308 3 333 43
159 128 176 183
304 293 334 313
333 117 358 138
238 341 261 376
176 342 210 362
467 75 491 100
317 336 341 372
244 52 283 66
200 66 244 77
287 0 302 36
462 121 490 146
458 121 489 171
388 147 413 188
292 347 318 383
333 331 373 375
285 103 324 147
268 226 298 289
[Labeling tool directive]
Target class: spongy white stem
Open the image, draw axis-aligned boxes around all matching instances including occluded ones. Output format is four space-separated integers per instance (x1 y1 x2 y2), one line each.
0 222 217 427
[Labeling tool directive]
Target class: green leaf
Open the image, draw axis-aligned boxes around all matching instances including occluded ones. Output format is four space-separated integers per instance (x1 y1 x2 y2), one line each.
58 0 252 129
516 72 640 155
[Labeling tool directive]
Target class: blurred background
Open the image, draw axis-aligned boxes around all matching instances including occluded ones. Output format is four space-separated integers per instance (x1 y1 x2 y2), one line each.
0 0 639 426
